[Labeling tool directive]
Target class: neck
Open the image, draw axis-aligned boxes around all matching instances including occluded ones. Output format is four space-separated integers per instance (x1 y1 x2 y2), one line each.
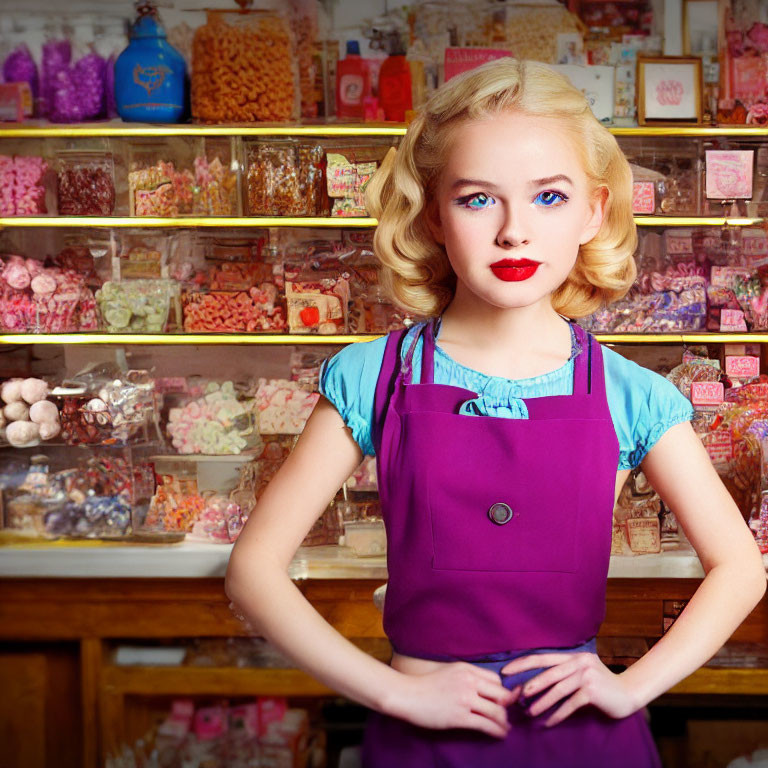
438 290 568 356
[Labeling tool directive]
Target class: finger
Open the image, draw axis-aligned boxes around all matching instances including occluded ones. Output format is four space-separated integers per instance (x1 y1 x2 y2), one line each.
521 658 582 700
501 652 577 675
467 665 509 686
527 674 581 717
464 710 510 739
471 693 512 732
544 690 590 727
476 679 517 706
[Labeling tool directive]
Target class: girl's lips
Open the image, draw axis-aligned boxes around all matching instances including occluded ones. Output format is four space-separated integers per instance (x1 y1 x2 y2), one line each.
490 260 541 282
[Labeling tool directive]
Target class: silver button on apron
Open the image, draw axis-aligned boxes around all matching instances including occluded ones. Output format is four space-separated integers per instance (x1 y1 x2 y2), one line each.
488 502 514 525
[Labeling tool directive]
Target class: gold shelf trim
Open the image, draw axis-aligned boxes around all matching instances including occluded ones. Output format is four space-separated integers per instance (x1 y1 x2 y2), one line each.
634 217 763 226
1 216 762 229
0 123 408 138
0 216 378 228
3 123 768 139
0 332 765 346
0 333 381 345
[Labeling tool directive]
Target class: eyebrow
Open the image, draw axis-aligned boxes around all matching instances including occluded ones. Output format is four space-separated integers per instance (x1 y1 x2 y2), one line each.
450 174 574 190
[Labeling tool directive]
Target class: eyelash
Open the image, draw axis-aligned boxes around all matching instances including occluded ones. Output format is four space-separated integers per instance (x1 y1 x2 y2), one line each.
454 190 569 209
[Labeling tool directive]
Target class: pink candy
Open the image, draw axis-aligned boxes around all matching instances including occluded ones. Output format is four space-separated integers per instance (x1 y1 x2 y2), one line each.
0 155 48 216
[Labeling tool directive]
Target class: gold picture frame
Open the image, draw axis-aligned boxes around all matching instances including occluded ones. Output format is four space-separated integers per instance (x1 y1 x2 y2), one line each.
637 56 704 125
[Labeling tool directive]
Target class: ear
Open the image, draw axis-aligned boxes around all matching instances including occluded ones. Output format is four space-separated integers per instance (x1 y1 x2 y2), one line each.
578 186 608 245
424 198 446 245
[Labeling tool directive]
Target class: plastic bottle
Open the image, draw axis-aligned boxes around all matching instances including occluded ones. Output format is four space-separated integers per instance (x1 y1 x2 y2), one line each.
378 34 412 123
335 40 369 121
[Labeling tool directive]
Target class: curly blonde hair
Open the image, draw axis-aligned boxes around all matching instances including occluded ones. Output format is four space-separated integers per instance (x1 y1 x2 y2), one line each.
365 57 637 319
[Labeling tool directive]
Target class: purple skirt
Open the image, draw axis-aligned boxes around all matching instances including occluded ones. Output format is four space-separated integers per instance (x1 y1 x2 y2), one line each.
362 639 663 768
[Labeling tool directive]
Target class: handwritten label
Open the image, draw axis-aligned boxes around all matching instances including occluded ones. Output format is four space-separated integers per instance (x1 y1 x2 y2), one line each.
632 181 655 213
706 150 754 199
690 380 724 407
704 431 733 465
725 356 760 378
720 308 748 331
711 265 752 288
444 48 511 81
626 518 661 554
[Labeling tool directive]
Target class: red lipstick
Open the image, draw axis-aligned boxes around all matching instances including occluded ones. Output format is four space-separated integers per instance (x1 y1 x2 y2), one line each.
490 258 541 282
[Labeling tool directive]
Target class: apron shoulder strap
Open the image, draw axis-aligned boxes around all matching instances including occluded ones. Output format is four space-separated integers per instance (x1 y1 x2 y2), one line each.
372 326 410 455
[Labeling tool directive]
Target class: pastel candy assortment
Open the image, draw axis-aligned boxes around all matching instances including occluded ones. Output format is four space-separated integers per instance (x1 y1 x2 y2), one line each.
188 496 244 543
167 381 254 454
254 378 319 435
0 255 98 333
0 155 48 216
129 161 194 217
95 280 173 333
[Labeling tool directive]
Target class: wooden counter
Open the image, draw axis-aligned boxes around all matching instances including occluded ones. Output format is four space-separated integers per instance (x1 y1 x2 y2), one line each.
1 556 767 767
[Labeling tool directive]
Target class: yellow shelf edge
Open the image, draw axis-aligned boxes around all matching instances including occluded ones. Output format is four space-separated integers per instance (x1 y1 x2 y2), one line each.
0 216 759 228
2 123 768 138
0 123 408 138
0 333 382 345
0 216 379 228
635 217 763 226
0 332 766 345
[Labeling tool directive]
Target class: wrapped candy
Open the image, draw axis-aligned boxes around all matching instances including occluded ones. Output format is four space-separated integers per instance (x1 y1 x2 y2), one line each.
166 381 258 455
56 152 115 216
3 44 39 99
129 159 194 217
0 155 49 217
95 280 174 333
49 51 106 123
188 494 244 543
253 378 319 435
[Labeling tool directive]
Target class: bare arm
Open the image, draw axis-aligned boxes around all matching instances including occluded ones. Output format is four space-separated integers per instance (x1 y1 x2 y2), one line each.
619 420 767 707
225 396 514 737
500 419 767 725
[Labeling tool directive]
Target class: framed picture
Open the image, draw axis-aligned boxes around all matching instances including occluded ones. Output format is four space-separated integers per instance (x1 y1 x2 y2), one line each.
637 56 703 124
683 0 719 55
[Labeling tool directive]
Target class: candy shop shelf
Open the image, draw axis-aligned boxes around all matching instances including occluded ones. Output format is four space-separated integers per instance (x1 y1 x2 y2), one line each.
2 332 768 346
634 217 764 226
0 216 759 229
0 121 410 138
0 332 380 345
5 122 768 139
0 216 378 228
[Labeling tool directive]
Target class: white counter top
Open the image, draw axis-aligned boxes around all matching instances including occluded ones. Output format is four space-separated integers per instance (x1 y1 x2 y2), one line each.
2 540 760 580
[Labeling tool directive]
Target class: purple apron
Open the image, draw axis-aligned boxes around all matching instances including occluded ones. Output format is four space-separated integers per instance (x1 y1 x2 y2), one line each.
362 318 662 768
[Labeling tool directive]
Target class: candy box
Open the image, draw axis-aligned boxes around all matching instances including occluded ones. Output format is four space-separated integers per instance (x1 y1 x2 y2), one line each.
285 274 350 334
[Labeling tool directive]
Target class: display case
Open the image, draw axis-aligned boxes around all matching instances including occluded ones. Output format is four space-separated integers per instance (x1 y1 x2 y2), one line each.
1 122 768 768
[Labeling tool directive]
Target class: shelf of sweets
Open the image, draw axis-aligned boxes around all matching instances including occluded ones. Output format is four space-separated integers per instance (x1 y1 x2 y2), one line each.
0 217 379 228
6 333 768 346
0 217 763 229
4 539 764 580
7 123 768 139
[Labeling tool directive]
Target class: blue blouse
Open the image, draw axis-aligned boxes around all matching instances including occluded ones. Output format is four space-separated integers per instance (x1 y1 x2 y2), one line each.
319 320 694 470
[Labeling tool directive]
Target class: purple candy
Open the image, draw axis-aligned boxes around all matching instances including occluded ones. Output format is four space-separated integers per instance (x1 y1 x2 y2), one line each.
41 39 71 117
3 44 39 98
49 52 106 123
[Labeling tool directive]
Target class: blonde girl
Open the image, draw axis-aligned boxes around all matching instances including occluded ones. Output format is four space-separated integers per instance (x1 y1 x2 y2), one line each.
227 58 766 768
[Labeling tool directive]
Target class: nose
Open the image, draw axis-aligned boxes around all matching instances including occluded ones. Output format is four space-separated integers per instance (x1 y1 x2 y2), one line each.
495 205 529 248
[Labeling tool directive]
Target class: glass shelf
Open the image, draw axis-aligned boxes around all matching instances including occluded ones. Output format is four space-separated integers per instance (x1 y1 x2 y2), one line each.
0 216 378 228
2 122 768 139
0 332 766 346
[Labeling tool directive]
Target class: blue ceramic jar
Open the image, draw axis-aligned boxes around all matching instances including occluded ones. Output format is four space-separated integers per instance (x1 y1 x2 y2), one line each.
114 11 186 123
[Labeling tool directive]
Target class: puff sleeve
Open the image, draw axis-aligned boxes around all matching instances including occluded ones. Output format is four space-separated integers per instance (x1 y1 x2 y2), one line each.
317 336 388 457
602 347 695 471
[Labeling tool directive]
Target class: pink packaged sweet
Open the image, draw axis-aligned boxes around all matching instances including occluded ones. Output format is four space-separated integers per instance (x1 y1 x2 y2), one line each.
0 154 49 216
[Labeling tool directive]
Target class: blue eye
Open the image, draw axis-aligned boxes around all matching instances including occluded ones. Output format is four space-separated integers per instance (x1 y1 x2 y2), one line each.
534 190 568 207
456 192 495 210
